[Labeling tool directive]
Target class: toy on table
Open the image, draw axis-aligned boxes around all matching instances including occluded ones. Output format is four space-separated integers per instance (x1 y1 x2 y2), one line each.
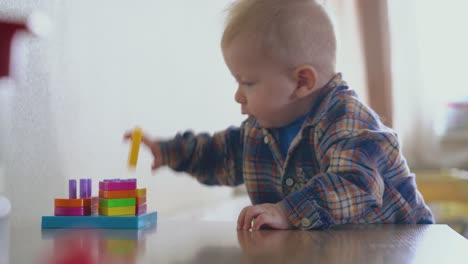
42 178 155 229
98 179 147 216
54 179 97 216
42 128 155 229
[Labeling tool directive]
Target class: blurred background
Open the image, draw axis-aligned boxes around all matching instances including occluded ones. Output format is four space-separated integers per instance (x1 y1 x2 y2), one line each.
0 0 467 239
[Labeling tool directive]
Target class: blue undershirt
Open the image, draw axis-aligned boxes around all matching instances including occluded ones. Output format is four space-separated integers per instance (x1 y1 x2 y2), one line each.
278 114 308 157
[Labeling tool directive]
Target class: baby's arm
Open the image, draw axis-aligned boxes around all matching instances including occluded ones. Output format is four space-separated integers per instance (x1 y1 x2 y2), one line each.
155 125 245 186
125 126 244 185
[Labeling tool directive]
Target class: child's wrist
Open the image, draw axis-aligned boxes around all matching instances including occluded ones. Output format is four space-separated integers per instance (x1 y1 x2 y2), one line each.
276 201 293 228
150 141 163 164
156 140 172 166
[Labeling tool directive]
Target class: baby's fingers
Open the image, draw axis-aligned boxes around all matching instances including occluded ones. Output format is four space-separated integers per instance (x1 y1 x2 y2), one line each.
123 131 133 140
141 135 155 148
237 206 248 230
151 157 163 171
124 129 153 148
243 206 263 230
252 214 270 230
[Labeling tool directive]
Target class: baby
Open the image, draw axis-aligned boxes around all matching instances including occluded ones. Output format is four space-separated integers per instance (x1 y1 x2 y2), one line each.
125 0 434 230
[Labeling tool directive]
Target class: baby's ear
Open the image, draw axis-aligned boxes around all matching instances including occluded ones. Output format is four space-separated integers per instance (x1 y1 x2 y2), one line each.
294 66 318 98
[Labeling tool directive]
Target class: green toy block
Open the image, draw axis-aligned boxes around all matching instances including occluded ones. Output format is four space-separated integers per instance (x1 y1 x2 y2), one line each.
99 197 136 208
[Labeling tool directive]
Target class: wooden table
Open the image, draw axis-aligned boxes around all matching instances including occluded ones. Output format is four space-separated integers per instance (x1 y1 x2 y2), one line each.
6 221 468 263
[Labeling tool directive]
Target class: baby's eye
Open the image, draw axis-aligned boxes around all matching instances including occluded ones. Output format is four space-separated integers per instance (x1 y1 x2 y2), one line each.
241 81 256 87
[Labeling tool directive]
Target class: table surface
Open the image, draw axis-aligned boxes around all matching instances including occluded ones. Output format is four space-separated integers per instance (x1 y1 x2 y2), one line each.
4 221 468 264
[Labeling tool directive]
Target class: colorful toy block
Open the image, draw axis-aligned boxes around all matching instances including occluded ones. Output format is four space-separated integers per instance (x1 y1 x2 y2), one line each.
136 204 147 216
136 196 146 205
99 179 136 191
53 179 94 216
99 206 135 216
99 179 138 216
42 212 157 229
43 177 156 229
91 196 99 215
55 198 91 208
134 187 147 215
41 223 156 240
99 189 136 199
55 207 91 216
99 198 136 208
80 178 92 198
136 188 146 197
128 128 142 168
69 179 77 198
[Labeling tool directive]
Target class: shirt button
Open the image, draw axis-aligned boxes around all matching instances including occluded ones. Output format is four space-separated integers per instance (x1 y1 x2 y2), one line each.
286 178 294 186
263 136 269 144
301 218 311 228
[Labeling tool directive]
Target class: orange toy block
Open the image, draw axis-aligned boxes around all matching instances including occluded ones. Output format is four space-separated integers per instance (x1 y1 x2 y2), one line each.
55 198 91 208
99 189 136 199
136 196 146 205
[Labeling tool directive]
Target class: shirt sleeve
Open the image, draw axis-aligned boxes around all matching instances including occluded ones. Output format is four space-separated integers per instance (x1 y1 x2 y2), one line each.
157 125 245 186
280 116 398 230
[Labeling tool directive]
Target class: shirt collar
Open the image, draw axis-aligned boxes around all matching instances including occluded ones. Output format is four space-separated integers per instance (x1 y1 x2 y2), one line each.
302 73 348 127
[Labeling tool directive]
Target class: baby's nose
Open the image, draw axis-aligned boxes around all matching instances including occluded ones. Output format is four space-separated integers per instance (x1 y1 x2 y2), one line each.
235 88 246 104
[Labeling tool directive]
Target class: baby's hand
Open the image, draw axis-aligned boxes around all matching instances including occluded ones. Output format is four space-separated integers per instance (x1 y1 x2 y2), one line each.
123 129 163 171
237 203 292 230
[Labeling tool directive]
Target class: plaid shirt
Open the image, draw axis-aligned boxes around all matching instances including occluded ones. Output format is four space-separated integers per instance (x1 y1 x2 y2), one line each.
159 73 434 229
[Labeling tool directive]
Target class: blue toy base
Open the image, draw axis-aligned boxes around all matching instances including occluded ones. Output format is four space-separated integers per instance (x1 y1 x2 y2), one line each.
41 212 157 229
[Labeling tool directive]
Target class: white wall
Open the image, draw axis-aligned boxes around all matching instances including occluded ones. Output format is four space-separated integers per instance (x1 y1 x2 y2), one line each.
389 0 468 168
0 0 243 228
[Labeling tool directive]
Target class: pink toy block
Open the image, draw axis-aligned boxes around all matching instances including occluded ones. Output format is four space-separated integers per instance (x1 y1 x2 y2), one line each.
55 207 91 216
99 179 136 191
136 204 147 216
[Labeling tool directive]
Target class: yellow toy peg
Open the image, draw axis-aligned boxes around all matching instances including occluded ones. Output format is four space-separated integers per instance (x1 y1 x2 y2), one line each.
128 127 143 168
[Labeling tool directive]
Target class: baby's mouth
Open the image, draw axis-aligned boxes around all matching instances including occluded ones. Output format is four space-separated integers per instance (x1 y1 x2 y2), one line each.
241 107 254 120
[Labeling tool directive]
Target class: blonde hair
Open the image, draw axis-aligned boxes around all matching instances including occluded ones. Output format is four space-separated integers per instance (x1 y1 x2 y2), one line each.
221 0 336 86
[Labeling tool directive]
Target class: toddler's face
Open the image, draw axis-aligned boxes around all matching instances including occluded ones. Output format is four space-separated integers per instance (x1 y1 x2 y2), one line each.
223 37 298 128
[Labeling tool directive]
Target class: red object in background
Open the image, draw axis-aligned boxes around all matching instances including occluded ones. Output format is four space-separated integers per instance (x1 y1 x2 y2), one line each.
0 21 27 77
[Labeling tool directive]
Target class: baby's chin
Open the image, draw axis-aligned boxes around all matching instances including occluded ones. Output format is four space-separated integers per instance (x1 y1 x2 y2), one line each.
258 119 291 128
255 119 275 128
245 114 255 124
